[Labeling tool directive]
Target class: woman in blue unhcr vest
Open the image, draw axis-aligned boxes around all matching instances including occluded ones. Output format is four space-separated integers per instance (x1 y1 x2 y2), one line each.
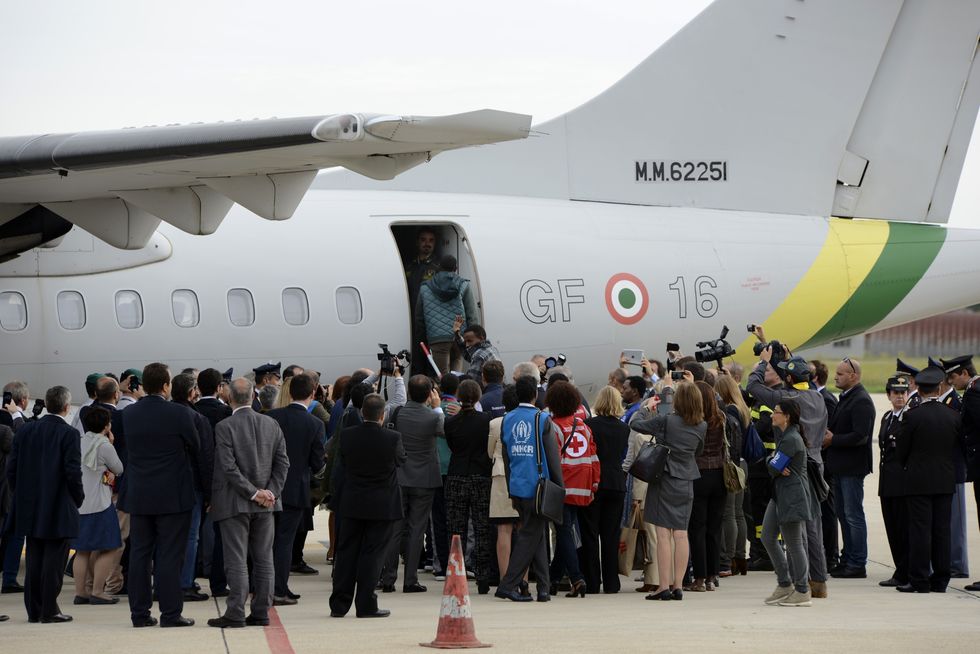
495 376 563 602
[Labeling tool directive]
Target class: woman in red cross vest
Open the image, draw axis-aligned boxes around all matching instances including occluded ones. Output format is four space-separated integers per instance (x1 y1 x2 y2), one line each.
545 381 601 598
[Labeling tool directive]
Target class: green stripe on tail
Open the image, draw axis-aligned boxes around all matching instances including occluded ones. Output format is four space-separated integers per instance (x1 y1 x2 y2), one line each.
801 222 946 348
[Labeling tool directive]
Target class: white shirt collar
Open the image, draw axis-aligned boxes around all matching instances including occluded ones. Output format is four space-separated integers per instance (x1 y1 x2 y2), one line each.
233 406 251 414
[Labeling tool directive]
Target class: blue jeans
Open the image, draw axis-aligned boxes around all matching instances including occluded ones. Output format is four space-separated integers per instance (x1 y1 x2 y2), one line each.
833 475 867 568
180 492 204 589
548 505 583 584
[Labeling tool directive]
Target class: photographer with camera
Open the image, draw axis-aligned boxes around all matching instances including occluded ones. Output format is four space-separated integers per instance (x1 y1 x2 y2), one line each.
746 333 830 598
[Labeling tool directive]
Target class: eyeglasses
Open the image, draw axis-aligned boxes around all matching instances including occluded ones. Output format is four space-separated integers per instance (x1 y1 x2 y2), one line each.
842 357 857 374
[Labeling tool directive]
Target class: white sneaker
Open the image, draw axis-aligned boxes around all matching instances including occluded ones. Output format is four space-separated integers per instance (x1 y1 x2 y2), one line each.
764 585 794 605
779 589 812 607
433 575 446 581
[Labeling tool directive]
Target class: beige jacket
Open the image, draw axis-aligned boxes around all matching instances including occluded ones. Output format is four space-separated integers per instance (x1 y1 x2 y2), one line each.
487 418 518 519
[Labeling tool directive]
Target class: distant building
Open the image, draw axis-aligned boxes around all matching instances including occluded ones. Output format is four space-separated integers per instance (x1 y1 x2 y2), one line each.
865 308 980 357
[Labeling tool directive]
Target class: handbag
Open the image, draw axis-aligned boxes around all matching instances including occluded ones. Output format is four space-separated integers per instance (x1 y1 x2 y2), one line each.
742 421 766 463
533 411 565 524
628 419 671 484
806 456 829 503
722 425 747 493
617 501 644 577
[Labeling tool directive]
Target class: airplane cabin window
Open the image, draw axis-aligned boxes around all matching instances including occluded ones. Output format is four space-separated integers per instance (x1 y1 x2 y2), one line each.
57 290 86 330
282 287 309 326
172 289 200 328
0 291 27 331
335 286 362 325
227 288 255 327
115 290 144 329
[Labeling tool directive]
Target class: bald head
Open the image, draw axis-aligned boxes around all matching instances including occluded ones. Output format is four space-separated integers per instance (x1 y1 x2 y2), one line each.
95 376 120 404
229 378 255 408
834 358 861 392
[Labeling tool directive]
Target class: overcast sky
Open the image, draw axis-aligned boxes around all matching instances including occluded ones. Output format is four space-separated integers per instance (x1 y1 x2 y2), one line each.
1 0 976 227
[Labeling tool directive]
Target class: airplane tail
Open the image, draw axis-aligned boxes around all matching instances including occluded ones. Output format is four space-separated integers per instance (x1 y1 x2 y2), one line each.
318 0 980 223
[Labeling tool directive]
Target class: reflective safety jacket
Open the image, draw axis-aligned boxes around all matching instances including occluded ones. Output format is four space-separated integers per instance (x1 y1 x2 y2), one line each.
553 413 600 506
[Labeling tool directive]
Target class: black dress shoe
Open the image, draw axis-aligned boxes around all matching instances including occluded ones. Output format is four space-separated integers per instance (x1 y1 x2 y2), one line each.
403 583 427 593
286 590 301 600
207 616 245 628
747 558 774 572
356 609 390 618
133 617 159 628
245 615 270 626
273 595 297 606
477 581 490 595
28 617 39 624
211 588 229 598
330 612 346 618
645 589 672 601
878 577 902 587
536 593 551 602
291 562 318 575
831 567 867 579
672 588 684 601
951 572 968 579
930 585 947 593
0 615 8 622
896 584 929 594
380 584 396 593
964 581 980 591
161 616 195 627
41 613 73 623
1 582 24 594
183 589 210 601
73 596 90 605
494 589 532 602
89 596 119 605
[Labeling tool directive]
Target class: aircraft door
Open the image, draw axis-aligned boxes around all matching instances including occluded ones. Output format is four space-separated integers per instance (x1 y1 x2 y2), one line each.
390 221 482 377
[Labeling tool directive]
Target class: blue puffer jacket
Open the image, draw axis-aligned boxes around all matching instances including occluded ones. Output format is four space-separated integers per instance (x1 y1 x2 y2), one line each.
416 271 478 344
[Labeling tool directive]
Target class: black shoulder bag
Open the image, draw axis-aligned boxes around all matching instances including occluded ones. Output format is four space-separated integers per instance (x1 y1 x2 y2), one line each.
534 412 565 524
628 417 671 484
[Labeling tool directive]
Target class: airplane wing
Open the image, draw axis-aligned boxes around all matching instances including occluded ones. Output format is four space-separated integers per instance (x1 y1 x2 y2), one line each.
0 110 531 252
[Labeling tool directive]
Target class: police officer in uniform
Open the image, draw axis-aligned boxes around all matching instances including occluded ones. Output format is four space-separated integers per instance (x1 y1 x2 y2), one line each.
251 363 281 412
877 376 909 587
941 354 980 591
935 356 969 579
895 366 960 594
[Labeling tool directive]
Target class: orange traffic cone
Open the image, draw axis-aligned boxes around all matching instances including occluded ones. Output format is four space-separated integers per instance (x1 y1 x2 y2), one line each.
420 534 492 649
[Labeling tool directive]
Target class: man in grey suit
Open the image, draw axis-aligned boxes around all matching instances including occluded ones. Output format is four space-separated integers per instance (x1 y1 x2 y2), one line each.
380 375 444 593
207 378 289 629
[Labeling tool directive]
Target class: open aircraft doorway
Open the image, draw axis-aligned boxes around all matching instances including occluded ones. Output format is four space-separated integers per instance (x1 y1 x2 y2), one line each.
389 220 484 379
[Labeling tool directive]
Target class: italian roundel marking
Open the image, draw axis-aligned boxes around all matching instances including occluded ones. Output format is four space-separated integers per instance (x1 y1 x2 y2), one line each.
605 273 649 325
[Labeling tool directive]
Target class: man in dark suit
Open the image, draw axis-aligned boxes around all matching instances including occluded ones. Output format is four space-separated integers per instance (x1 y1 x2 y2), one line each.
895 366 960 593
266 373 325 604
823 357 876 579
877 376 910 587
195 369 233 430
171 373 214 602
6 386 83 623
380 375 442 593
119 363 202 628
330 393 405 618
207 378 289 629
194 368 233 598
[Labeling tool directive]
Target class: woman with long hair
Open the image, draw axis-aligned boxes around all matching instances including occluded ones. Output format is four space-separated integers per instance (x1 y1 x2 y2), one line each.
716 375 750 576
685 381 729 592
630 381 706 601
762 399 813 607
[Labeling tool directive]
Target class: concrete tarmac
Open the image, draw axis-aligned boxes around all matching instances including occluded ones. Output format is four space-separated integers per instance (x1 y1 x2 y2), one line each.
2 395 979 653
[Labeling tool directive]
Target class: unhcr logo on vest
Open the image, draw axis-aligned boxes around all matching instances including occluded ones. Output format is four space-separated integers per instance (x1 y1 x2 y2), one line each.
511 419 532 444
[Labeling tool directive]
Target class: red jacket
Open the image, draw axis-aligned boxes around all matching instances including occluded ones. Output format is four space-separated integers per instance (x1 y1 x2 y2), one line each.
553 412 601 506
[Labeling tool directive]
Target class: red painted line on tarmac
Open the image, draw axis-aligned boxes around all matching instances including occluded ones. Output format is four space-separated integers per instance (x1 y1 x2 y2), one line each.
264 607 297 654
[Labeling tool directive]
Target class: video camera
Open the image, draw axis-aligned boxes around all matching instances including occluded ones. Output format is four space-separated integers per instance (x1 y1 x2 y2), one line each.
694 326 735 366
544 354 567 370
377 343 411 376
752 340 787 368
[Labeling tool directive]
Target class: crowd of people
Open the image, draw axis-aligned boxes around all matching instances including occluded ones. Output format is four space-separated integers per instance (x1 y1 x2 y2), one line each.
0 232 977 626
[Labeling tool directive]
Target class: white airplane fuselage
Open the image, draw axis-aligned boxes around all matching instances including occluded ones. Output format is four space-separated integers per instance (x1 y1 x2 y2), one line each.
2 188 978 401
